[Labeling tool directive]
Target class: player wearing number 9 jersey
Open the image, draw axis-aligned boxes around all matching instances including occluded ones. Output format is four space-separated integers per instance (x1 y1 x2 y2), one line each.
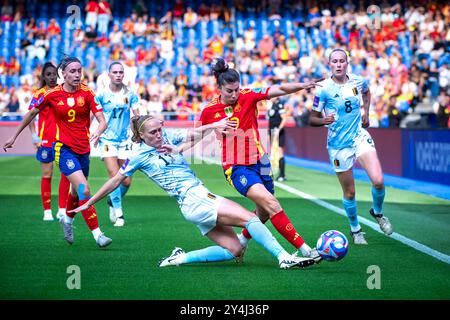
3 56 112 248
95 62 140 227
309 48 393 244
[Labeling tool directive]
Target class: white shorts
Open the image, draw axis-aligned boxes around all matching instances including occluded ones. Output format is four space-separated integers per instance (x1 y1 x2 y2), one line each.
328 128 376 172
180 185 224 235
98 140 133 160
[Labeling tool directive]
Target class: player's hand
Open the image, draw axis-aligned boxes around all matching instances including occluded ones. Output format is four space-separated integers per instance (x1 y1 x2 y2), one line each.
158 144 180 154
68 203 90 214
301 78 325 90
322 115 336 125
32 133 41 149
361 113 370 128
215 118 238 134
3 137 16 152
90 131 101 147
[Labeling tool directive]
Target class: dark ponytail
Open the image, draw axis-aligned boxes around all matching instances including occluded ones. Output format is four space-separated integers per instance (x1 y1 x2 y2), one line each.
211 58 240 88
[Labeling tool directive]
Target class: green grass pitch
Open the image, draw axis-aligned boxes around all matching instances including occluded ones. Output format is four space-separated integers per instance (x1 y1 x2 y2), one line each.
0 156 449 300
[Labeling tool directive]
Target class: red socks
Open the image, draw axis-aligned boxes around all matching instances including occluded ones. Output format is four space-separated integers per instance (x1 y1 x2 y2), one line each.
79 199 99 231
66 193 78 219
41 177 52 210
271 210 305 248
58 173 70 209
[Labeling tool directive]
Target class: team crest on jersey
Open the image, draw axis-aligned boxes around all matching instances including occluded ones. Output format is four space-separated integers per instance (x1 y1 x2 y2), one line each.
66 159 75 170
77 96 85 107
234 103 241 113
352 87 358 95
240 175 247 186
67 97 75 107
104 145 109 152
124 97 128 104
41 150 48 159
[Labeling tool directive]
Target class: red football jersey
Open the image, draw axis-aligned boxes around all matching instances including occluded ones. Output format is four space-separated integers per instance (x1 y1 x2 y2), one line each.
29 86 56 148
36 84 102 154
199 88 270 170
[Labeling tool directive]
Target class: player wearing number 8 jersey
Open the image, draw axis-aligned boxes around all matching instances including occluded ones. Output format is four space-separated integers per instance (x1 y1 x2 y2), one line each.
309 48 393 244
3 56 112 248
96 62 140 227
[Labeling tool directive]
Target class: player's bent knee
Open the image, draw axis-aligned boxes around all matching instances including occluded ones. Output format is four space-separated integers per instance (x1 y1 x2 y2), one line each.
123 177 132 187
373 180 384 189
343 189 355 199
77 183 91 200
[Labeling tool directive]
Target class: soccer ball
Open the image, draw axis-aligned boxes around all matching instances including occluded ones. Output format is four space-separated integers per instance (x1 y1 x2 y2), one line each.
316 230 349 261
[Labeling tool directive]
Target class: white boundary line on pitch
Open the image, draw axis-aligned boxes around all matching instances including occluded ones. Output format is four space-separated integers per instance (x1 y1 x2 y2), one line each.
275 182 450 265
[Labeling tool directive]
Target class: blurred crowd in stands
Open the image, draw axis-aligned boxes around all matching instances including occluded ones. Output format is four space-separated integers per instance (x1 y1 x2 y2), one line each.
0 0 449 128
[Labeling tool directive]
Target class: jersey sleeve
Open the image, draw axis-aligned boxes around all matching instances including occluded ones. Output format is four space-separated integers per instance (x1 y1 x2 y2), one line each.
94 92 103 106
167 129 187 146
88 91 103 113
312 87 326 112
28 90 45 110
198 108 212 126
360 77 369 94
249 87 270 103
34 91 49 111
118 156 139 177
130 93 140 111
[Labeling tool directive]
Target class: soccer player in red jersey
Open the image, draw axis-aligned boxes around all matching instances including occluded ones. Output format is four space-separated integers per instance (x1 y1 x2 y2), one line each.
198 58 323 262
28 62 70 222
3 57 111 248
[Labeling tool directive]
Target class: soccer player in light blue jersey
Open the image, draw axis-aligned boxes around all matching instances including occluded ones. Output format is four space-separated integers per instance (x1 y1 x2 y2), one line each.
69 115 315 269
95 62 140 227
309 49 393 244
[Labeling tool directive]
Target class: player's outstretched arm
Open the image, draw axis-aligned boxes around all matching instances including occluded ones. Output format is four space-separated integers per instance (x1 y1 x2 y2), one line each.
69 172 127 213
3 108 40 152
160 118 237 154
268 78 324 99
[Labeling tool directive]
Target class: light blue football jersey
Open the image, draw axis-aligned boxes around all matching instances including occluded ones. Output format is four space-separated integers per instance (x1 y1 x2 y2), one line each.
96 87 139 143
312 74 369 149
119 129 203 206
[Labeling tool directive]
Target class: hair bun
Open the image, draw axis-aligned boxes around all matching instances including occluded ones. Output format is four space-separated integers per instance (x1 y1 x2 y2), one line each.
212 58 229 74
